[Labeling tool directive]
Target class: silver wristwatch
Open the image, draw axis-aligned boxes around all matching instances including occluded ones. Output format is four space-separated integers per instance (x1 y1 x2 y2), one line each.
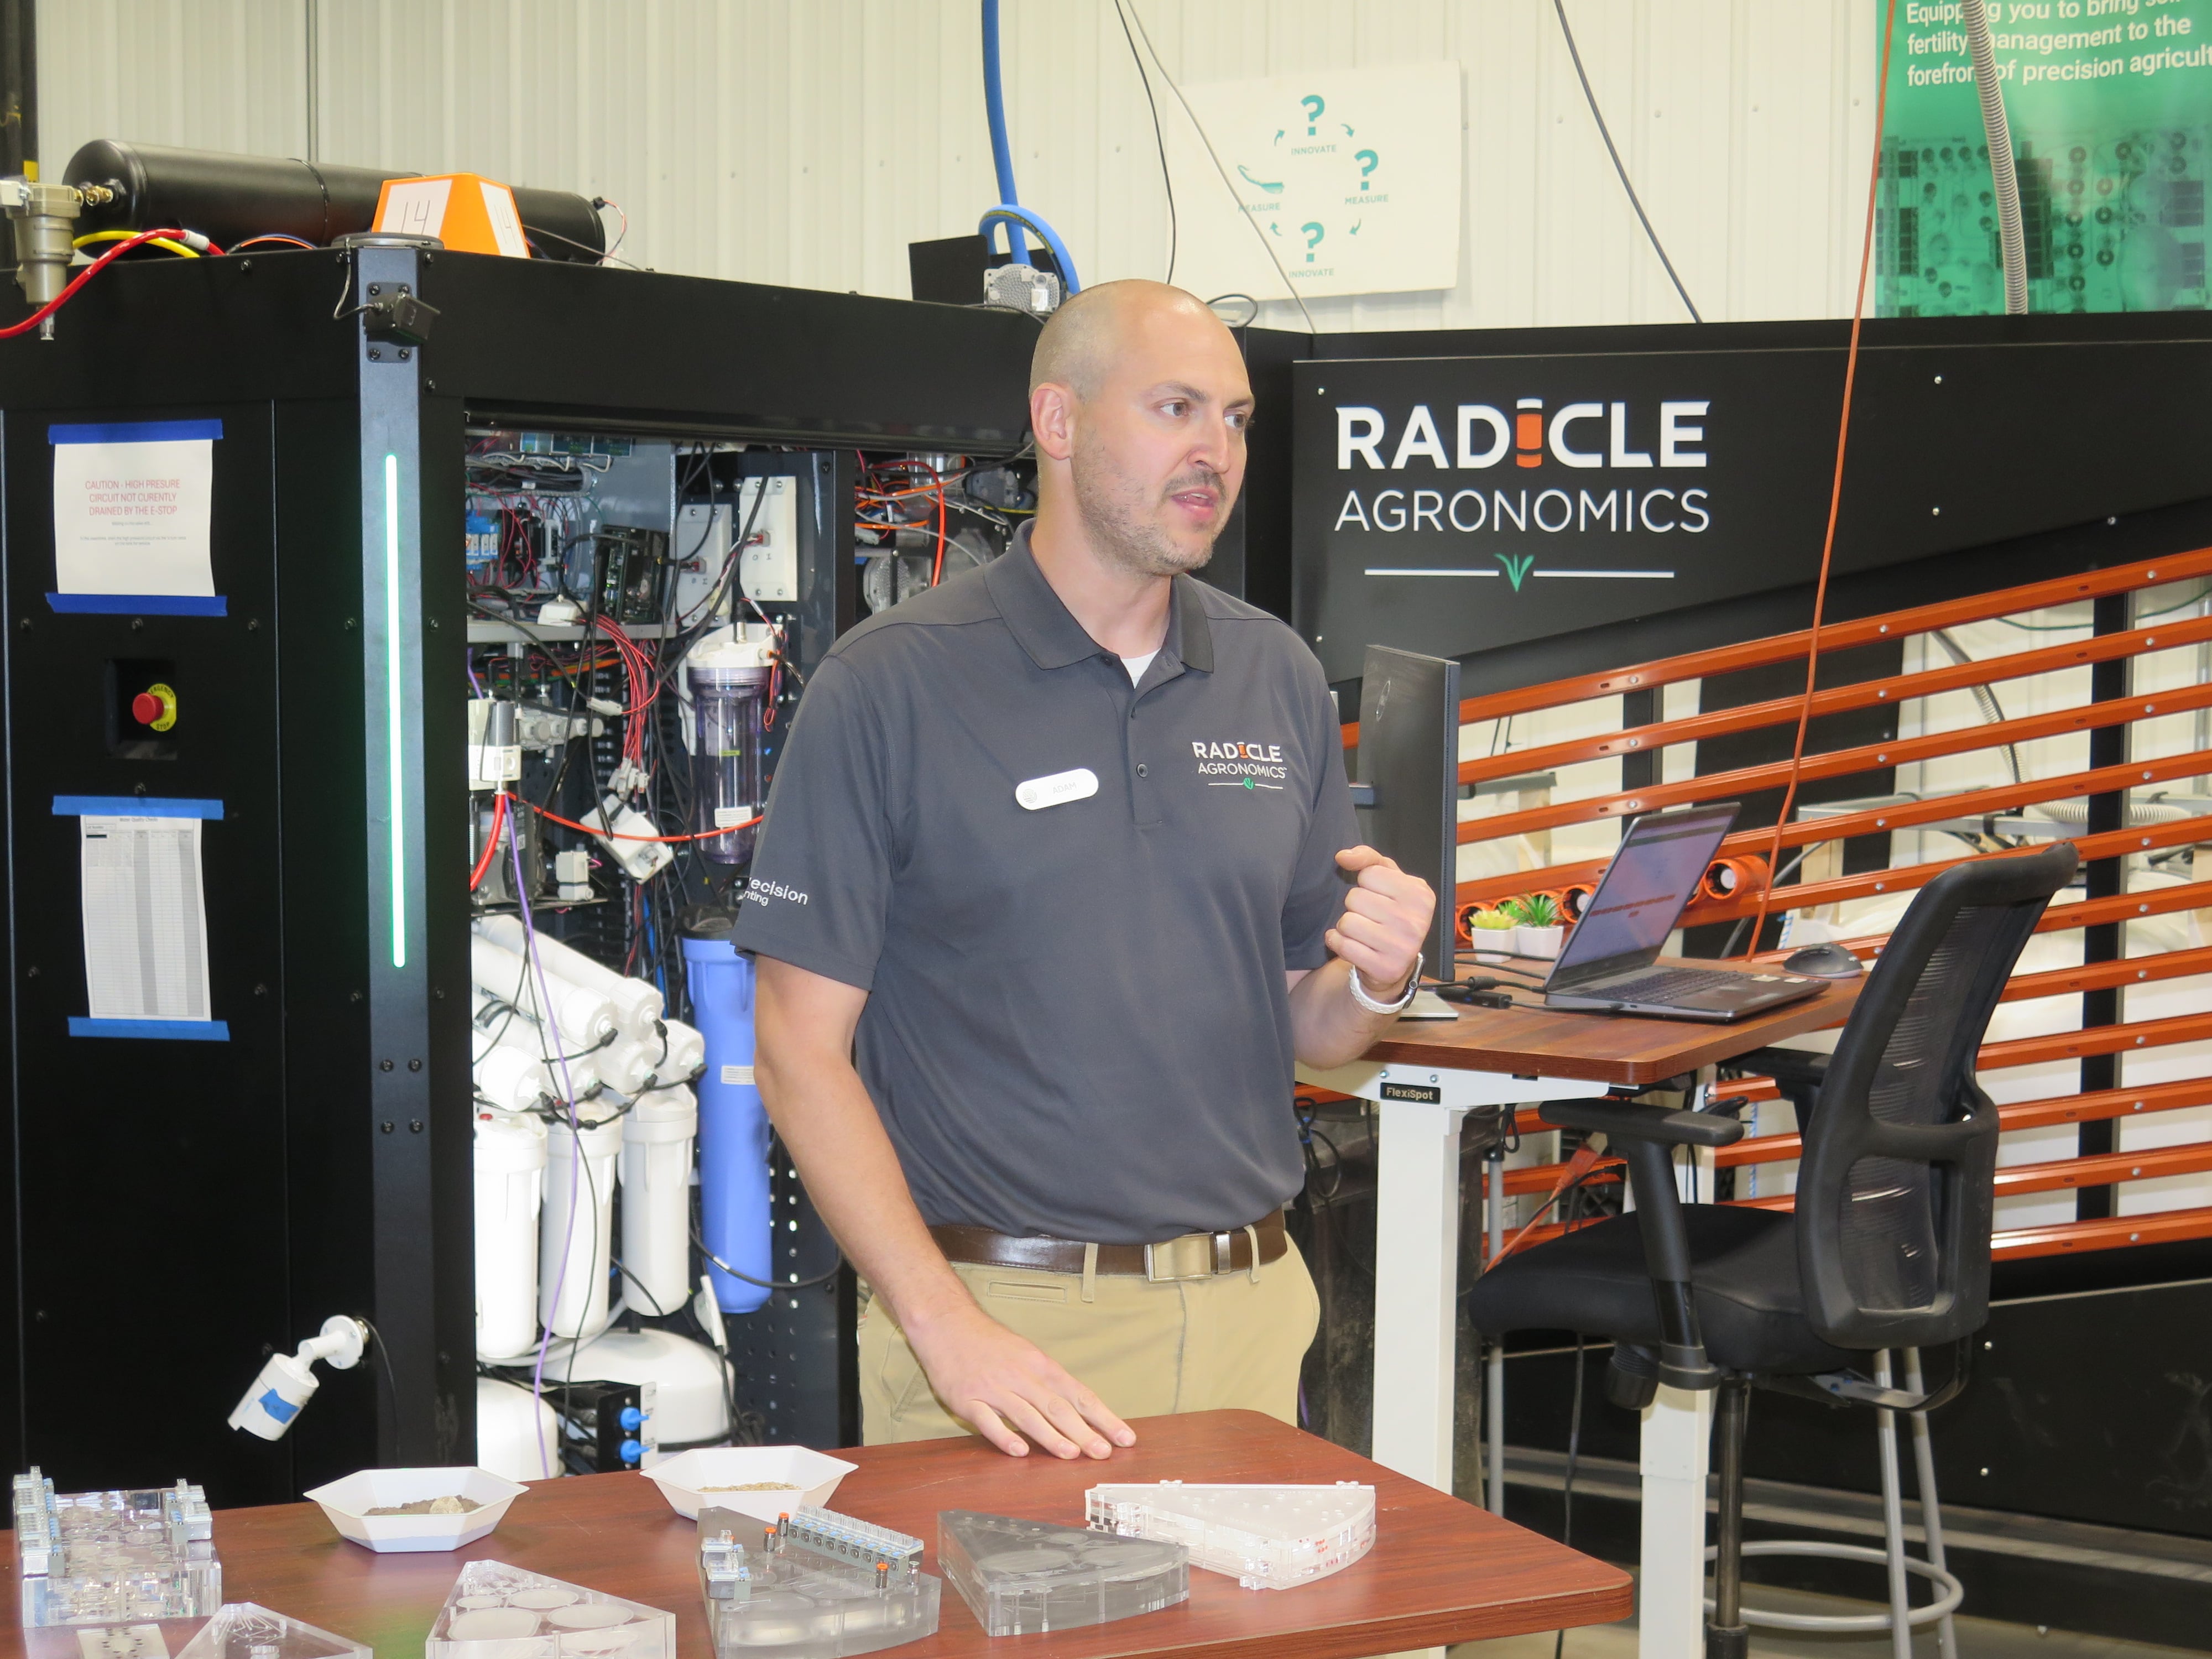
1348 954 1423 1015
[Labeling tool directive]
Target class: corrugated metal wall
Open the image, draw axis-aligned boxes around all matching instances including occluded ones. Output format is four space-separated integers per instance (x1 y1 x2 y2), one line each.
36 0 1879 329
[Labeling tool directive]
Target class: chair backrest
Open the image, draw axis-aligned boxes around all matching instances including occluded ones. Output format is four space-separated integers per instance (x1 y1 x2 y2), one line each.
1795 841 2078 1350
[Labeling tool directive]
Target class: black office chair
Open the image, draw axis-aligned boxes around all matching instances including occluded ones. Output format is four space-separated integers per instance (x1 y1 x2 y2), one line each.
1464 841 2077 1659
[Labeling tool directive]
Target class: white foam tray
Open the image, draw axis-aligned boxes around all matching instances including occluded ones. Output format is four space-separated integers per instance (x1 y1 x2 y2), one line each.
642 1445 857 1523
302 1466 528 1553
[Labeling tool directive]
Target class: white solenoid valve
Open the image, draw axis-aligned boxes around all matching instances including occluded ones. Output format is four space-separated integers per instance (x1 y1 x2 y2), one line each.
226 1314 370 1441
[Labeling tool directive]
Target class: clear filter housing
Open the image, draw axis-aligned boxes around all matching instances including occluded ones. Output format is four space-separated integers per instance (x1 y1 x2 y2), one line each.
685 629 777 867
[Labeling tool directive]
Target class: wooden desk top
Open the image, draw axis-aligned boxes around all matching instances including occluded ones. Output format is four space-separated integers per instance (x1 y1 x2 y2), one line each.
1362 956 1859 1087
3 1412 1630 1658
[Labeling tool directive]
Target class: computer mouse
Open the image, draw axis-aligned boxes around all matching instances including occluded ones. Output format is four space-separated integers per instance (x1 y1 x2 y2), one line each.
1782 942 1864 979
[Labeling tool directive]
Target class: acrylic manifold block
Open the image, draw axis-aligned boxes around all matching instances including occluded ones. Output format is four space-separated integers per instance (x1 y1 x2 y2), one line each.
937 1511 1187 1637
698 1506 939 1658
1084 1482 1377 1590
426 1559 673 1658
13 1469 220 1626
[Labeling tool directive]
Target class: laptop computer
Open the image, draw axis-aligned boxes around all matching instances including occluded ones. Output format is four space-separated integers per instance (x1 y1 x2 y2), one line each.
1541 802 1826 1022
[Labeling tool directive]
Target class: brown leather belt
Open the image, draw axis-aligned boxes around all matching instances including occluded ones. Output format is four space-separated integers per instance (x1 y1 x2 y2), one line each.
931 1211 1288 1282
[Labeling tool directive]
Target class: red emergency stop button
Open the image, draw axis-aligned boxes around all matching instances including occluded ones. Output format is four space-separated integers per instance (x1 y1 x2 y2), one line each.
131 682 178 733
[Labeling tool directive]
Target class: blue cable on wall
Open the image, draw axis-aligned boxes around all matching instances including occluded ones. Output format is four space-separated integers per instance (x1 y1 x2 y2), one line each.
979 0 1079 293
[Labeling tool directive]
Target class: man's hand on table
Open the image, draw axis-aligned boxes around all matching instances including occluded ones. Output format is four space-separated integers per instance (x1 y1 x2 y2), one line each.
902 1297 1136 1460
1328 845 1436 999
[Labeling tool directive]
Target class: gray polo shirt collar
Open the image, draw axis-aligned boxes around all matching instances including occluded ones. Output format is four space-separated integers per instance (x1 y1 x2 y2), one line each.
986 521 1215 677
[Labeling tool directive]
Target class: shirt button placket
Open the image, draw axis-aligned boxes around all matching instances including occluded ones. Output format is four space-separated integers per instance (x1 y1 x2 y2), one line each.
1127 698 1152 822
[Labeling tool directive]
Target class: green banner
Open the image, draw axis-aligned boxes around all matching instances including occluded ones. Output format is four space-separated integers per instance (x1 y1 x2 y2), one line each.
1877 0 2212 315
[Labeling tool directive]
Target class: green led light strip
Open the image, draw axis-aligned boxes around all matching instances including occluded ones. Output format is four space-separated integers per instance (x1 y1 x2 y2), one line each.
385 452 406 968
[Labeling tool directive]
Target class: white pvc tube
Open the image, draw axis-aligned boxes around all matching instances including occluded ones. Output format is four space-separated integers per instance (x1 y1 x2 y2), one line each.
620 1086 699 1317
540 1114 623 1341
472 936 617 1050
474 1110 548 1360
476 916 665 1035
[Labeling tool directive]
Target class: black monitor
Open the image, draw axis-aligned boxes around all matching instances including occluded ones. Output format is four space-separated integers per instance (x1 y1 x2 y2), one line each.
1354 645 1460 985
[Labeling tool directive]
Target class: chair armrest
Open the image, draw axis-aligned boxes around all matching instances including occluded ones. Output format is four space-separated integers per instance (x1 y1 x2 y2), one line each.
1536 1098 1729 1392
1735 1046 1830 1090
1540 1098 1746 1148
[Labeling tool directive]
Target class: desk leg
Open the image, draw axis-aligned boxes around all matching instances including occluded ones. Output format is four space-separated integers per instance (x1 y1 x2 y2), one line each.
1485 1141 1506 1516
1369 1098 1467 1494
1639 1385 1713 1659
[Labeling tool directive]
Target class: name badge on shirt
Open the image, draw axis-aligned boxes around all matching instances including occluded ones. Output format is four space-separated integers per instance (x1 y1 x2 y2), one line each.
1015 767 1099 811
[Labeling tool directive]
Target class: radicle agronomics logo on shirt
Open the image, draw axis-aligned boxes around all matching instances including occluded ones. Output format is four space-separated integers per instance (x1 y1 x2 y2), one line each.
1193 739 1288 791
1333 398 1709 591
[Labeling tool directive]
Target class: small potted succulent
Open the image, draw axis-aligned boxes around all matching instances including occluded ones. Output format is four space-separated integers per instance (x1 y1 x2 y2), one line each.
1503 892 1566 959
1465 905 1517 961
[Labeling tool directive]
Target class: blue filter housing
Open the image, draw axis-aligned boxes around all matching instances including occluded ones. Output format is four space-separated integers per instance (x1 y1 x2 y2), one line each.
682 915 772 1313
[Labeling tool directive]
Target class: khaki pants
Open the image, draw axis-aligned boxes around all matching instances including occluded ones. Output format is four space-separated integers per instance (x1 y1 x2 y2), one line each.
859 1239 1321 1444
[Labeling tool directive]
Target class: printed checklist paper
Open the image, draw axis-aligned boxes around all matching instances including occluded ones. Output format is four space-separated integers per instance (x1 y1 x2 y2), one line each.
57 796 228 1041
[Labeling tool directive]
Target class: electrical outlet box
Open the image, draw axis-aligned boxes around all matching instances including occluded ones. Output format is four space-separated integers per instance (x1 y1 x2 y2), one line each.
735 478 800 604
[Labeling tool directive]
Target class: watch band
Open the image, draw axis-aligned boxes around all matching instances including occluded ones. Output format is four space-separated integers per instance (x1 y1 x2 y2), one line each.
1348 953 1423 1015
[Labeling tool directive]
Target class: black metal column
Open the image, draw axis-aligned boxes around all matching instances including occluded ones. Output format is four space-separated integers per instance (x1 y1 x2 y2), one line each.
1620 687 1659 794
354 245 452 1460
2078 592 2131 1220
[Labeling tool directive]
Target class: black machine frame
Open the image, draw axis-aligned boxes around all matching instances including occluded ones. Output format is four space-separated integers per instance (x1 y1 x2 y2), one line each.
0 248 1032 1503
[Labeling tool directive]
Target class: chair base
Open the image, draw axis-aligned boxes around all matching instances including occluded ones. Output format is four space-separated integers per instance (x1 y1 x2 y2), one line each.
1702 1540 1963 1632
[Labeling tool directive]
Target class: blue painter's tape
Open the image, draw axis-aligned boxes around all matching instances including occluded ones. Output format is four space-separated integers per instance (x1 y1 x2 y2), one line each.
54 796 223 820
49 420 223 445
255 1388 300 1424
69 1018 231 1042
45 593 227 616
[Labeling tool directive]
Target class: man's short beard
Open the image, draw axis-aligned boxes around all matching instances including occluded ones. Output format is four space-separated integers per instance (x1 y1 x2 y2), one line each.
1069 426 1220 578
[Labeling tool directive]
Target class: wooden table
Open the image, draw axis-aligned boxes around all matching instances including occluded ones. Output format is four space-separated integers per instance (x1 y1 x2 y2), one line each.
2 1411 1629 1659
1297 956 1859 1659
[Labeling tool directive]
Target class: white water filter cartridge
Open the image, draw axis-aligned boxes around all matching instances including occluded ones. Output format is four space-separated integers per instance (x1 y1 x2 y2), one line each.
476 916 665 1037
540 1112 623 1340
471 936 618 1051
660 1019 707 1077
474 1110 548 1360
619 1086 698 1317
471 1042 552 1116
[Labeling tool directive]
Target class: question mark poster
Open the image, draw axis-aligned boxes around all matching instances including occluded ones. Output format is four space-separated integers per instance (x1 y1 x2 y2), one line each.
1167 61 1463 301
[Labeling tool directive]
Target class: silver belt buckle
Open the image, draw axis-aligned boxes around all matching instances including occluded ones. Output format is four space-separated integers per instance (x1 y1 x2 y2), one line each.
1142 1232 1220 1282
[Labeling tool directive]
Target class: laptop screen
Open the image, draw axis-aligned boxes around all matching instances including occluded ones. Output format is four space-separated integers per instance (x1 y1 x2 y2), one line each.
1550 803 1740 988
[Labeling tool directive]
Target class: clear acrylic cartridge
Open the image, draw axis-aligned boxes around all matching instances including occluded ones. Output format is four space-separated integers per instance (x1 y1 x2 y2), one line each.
426 1559 674 1658
13 1469 221 1626
700 1505 940 1658
1084 1481 1377 1590
937 1511 1187 1637
173 1603 372 1659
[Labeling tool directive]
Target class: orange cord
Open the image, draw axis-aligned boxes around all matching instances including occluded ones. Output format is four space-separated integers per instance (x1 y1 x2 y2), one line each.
513 793 760 844
1740 0 1902 959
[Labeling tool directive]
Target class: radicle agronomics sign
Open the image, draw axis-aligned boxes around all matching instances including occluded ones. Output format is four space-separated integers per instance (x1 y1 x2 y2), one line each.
1290 353 1846 680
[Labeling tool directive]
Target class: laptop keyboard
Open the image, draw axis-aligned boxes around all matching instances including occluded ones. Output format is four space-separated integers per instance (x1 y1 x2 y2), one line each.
1576 966 1744 1002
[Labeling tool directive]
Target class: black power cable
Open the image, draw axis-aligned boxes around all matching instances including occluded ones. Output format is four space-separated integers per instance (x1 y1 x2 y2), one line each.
1551 0 1702 324
1111 0 1176 284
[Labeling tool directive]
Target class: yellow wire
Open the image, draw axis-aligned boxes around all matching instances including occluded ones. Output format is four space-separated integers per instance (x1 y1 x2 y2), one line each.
72 230 197 258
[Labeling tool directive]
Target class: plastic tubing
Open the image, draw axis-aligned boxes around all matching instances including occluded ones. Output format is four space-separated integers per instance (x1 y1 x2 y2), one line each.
979 205 1082 294
982 0 1022 231
1961 0 2027 315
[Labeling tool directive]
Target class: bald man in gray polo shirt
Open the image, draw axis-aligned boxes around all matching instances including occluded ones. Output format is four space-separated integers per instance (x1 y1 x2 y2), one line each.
737 279 1436 1459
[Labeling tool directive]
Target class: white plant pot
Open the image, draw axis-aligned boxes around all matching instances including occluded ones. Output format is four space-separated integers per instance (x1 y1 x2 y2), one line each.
1515 925 1565 961
1468 927 1516 963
